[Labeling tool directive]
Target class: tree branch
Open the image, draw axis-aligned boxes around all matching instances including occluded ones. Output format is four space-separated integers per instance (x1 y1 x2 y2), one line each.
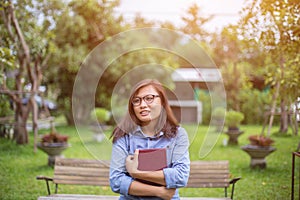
8 1 30 63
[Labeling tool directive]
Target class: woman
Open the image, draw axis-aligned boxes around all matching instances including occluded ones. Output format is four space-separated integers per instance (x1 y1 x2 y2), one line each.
109 79 190 200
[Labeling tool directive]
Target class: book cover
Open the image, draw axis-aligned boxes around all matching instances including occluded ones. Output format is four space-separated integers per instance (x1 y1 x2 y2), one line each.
138 148 167 171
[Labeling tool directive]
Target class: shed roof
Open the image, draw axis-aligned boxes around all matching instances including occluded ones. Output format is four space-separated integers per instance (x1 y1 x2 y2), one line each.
172 68 222 82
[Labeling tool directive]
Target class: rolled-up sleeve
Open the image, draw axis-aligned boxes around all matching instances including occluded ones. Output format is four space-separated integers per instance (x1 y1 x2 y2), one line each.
163 127 190 188
110 136 133 196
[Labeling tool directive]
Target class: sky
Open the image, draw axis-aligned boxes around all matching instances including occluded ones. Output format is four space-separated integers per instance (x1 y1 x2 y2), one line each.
115 0 247 32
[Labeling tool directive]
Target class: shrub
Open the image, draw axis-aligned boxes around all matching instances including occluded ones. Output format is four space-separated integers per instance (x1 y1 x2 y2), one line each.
239 89 272 124
93 107 110 124
212 107 226 120
0 95 13 117
225 110 244 128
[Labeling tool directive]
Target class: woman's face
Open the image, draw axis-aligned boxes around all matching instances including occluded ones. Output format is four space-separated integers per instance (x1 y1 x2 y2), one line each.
132 85 162 125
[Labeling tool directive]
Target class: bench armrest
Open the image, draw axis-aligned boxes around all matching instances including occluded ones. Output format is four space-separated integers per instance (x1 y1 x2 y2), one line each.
229 177 241 185
36 175 53 195
36 175 53 181
229 177 241 200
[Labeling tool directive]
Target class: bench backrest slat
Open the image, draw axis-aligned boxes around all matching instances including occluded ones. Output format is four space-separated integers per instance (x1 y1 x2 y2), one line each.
53 158 230 188
187 160 230 188
53 158 110 186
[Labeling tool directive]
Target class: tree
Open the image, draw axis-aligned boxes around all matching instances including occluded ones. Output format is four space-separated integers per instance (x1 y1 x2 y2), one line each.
180 3 213 41
50 1 182 125
0 0 55 145
238 0 300 135
47 0 125 125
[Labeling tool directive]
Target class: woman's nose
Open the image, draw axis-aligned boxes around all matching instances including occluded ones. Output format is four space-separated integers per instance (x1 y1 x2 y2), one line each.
139 99 148 107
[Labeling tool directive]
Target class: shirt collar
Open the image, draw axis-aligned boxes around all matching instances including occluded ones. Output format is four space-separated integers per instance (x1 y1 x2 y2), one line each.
132 126 164 138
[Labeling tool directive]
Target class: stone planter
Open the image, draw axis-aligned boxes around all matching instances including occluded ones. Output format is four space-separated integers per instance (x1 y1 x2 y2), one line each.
37 142 70 166
241 144 276 169
225 129 244 145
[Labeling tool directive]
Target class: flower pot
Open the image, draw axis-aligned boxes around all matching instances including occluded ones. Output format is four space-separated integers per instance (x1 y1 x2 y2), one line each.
241 144 276 169
224 129 244 145
37 142 70 166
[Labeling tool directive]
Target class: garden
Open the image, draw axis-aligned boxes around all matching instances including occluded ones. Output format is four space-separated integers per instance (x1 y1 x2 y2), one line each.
0 0 299 200
0 123 299 200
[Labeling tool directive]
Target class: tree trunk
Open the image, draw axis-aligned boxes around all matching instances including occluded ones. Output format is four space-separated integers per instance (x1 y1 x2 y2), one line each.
267 81 280 137
14 105 29 144
30 95 39 152
65 110 75 125
291 99 299 136
279 99 288 133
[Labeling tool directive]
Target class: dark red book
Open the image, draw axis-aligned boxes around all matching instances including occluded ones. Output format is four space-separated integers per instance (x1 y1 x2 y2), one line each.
138 148 167 171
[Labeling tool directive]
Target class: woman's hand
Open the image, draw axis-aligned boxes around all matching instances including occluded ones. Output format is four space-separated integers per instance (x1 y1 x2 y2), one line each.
126 149 139 177
158 187 176 200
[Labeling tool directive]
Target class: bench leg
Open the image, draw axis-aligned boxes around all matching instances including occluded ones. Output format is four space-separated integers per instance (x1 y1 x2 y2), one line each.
46 180 51 195
231 184 235 200
55 184 58 194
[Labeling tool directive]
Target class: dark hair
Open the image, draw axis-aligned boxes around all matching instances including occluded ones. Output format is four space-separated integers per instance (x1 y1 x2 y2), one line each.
111 79 179 143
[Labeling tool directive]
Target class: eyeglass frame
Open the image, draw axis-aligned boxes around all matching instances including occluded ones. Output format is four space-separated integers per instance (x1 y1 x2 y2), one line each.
131 94 160 106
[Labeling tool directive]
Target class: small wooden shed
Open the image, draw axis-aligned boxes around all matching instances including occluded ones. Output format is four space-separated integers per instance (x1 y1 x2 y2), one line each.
168 68 222 124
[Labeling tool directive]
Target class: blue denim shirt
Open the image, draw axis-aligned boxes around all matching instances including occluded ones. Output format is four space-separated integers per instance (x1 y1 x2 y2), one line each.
109 126 190 200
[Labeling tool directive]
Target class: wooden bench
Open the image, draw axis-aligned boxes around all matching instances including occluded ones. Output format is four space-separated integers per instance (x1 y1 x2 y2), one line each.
37 158 240 200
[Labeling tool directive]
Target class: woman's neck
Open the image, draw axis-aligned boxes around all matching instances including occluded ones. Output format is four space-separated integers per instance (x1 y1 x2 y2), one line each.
141 122 157 136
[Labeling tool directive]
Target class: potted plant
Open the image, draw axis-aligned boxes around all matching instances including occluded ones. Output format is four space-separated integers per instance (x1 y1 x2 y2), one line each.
248 135 274 146
211 107 226 132
90 107 111 142
224 110 245 145
37 120 70 166
241 134 276 169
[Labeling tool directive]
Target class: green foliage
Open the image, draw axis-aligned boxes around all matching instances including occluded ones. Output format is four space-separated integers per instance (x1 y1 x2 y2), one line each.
0 47 16 70
180 3 212 41
0 125 298 199
221 62 252 111
47 0 125 124
239 89 272 124
196 90 211 124
199 88 273 126
238 0 300 131
211 107 226 119
93 108 110 124
0 95 13 117
225 110 244 128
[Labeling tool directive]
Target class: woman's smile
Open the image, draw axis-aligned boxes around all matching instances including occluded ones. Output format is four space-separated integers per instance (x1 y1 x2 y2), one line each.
139 110 150 117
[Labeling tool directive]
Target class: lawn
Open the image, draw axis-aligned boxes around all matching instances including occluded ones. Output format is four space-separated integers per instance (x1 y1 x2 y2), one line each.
0 124 299 200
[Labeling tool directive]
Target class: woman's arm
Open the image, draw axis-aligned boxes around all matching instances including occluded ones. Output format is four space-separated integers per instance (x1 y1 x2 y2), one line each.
110 136 134 196
126 127 190 188
110 136 174 199
163 127 190 188
128 180 175 199
126 149 166 186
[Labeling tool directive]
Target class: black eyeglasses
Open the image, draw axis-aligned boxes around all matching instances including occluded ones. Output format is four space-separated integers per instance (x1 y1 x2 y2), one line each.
132 94 160 106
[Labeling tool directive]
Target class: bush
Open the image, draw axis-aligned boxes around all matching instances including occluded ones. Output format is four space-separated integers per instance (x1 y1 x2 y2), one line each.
0 95 13 117
239 89 272 124
197 90 212 124
225 110 244 128
211 107 226 120
93 107 110 124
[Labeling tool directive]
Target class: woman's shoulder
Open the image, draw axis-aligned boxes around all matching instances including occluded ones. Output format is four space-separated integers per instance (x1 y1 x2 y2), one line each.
177 125 185 131
176 126 188 135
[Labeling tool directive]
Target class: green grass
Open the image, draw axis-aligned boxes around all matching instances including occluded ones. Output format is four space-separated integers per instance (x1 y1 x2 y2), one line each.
0 124 299 200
